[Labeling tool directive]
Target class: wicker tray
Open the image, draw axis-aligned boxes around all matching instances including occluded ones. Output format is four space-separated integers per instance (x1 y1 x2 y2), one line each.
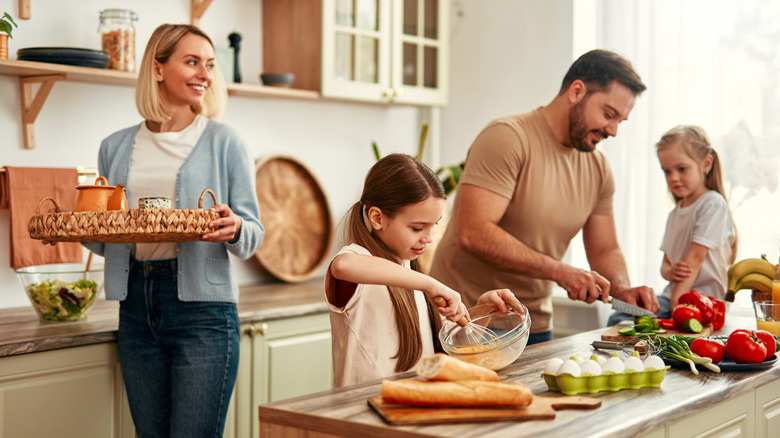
28 189 221 243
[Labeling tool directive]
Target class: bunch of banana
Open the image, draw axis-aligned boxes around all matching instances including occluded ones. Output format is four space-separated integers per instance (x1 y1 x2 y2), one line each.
725 258 778 302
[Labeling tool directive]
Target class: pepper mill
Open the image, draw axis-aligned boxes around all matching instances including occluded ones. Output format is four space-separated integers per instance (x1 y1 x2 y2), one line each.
228 32 242 83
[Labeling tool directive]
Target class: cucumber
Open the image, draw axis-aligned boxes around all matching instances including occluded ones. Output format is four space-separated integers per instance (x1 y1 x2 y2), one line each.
683 318 703 334
618 326 636 336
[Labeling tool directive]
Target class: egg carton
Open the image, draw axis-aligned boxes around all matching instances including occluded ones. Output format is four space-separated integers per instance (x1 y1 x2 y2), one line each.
541 366 669 395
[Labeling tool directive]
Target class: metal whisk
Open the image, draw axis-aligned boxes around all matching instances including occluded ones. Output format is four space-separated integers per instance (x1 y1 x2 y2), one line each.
434 297 500 352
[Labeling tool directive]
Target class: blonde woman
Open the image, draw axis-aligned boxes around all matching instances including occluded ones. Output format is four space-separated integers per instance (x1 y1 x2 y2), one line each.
84 24 263 437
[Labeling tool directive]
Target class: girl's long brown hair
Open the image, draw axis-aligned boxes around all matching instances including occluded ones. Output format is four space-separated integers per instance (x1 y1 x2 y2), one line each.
344 153 446 372
657 125 737 262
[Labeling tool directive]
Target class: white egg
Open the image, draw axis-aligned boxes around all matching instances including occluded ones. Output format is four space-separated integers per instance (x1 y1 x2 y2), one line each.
623 356 645 372
643 355 666 371
569 356 584 365
580 359 603 376
602 356 625 373
594 355 607 366
544 358 564 374
557 359 582 377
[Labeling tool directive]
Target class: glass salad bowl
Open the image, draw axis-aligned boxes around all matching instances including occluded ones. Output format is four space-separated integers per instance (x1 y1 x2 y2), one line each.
439 302 531 370
15 263 104 322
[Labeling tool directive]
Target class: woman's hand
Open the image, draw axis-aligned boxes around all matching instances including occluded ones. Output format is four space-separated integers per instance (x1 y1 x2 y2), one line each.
201 204 242 243
476 288 526 315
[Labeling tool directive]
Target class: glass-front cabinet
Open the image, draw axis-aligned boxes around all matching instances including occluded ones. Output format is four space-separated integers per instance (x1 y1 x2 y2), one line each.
321 0 449 105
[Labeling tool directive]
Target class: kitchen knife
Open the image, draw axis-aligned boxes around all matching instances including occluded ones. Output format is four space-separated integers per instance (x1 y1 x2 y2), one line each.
602 295 656 317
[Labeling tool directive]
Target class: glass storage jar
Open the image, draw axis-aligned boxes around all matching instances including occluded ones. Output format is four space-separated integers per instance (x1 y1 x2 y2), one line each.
98 9 138 72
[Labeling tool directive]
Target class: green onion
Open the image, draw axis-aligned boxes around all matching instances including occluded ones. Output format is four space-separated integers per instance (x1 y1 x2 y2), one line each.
639 334 720 374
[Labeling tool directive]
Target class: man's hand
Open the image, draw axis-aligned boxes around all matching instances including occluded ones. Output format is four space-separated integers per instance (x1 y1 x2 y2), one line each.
613 285 659 314
556 265 611 304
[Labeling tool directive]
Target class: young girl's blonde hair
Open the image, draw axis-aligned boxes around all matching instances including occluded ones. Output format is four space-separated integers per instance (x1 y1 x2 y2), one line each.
344 153 446 372
657 125 737 262
135 24 227 122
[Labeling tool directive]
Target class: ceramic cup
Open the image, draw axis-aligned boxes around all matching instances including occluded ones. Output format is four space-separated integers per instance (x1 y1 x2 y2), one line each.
138 197 172 210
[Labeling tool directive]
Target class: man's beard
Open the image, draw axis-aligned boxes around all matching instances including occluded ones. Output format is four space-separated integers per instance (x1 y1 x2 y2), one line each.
568 98 605 152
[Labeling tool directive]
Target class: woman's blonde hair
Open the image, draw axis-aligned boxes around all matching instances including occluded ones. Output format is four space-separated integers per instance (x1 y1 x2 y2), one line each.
344 153 447 372
136 24 227 122
657 125 737 262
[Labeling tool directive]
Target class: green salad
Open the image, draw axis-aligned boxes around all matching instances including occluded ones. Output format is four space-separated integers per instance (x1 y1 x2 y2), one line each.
25 279 98 321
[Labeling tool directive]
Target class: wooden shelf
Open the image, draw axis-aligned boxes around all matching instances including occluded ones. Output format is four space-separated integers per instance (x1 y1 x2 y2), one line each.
0 59 321 148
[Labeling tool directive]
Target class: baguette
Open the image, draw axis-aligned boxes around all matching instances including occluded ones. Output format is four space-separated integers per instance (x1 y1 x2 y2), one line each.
416 353 499 382
381 378 532 407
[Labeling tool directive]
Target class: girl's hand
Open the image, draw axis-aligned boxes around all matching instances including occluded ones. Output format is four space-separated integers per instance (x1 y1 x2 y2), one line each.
476 288 526 315
202 204 243 243
429 284 469 324
670 261 692 282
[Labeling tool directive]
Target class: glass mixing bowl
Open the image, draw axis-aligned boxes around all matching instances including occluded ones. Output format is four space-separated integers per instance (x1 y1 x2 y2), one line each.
15 263 104 322
439 302 531 370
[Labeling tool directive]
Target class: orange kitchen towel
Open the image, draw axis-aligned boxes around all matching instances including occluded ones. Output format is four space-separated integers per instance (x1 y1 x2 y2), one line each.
2 166 83 269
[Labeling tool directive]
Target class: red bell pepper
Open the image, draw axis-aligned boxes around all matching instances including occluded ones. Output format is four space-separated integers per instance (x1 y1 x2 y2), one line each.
710 297 726 330
679 290 715 325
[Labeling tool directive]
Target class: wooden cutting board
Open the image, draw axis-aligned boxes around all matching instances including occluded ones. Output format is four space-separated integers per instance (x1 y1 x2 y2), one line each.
601 320 713 342
367 395 601 425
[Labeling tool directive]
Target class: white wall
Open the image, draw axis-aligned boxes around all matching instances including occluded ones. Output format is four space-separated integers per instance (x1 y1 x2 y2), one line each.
0 0 422 308
441 0 574 166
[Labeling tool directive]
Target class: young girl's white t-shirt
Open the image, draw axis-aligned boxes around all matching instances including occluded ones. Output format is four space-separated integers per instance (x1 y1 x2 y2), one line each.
660 190 736 301
324 243 435 388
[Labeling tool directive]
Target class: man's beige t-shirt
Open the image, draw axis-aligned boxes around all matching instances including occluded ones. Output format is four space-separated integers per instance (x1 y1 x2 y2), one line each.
324 244 435 388
430 109 615 333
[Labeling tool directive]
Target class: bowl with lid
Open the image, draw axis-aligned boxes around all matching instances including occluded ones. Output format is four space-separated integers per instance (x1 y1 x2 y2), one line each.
439 302 531 370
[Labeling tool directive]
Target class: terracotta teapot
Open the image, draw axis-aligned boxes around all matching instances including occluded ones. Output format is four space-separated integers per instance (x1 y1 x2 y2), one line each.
74 176 128 212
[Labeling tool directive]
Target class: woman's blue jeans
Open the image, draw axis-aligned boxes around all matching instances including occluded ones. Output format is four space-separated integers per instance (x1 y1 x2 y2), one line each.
118 257 240 438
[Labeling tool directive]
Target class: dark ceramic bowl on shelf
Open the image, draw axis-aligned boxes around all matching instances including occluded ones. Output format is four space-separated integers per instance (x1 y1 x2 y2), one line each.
260 73 295 87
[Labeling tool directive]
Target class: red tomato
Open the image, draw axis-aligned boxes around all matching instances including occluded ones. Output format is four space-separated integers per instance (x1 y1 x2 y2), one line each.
679 290 715 325
656 318 677 330
672 304 702 330
690 338 726 364
726 331 767 364
753 330 777 361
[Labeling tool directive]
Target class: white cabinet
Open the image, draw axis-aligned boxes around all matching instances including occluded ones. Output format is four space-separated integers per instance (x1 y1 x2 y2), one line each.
0 343 134 438
755 378 780 438
264 0 449 106
228 312 333 438
639 380 780 438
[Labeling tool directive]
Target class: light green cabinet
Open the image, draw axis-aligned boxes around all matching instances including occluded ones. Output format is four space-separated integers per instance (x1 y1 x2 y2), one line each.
227 312 333 438
639 378 780 437
0 343 134 438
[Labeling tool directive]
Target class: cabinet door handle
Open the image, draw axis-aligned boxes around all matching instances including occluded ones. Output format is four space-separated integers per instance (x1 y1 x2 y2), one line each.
381 88 395 101
243 323 268 337
393 88 404 98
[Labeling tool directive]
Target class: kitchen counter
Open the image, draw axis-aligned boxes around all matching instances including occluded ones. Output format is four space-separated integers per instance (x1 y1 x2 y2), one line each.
0 277 327 357
257 316 779 438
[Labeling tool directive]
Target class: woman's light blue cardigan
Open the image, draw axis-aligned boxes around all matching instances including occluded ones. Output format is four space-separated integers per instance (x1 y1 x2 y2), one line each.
84 119 264 303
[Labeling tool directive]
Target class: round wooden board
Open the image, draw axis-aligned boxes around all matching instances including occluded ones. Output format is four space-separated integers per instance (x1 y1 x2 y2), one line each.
252 156 333 283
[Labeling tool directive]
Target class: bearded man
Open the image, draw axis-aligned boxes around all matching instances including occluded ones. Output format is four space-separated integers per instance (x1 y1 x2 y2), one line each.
430 50 659 344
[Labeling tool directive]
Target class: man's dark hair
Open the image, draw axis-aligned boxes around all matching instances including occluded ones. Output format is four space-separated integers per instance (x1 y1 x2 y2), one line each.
560 49 646 96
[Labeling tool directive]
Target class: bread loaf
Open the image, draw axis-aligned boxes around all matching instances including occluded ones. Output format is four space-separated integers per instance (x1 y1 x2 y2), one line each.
381 379 532 407
416 353 499 382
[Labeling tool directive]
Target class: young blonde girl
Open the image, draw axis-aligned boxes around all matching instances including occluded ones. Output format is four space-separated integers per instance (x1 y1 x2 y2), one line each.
657 125 737 313
325 153 520 387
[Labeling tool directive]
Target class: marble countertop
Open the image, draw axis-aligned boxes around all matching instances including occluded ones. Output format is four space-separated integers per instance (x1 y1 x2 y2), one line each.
0 277 327 358
258 316 775 438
